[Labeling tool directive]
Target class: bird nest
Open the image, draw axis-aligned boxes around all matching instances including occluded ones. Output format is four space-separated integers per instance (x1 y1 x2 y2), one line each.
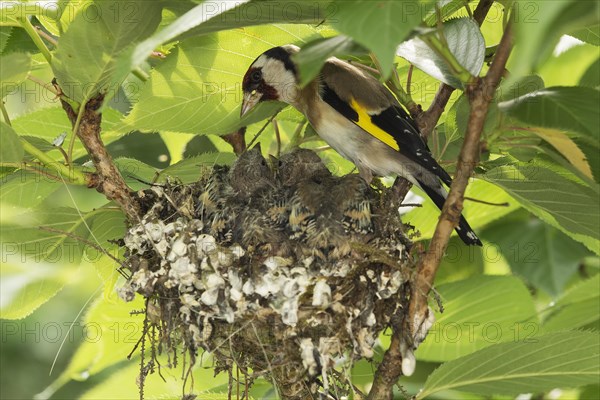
118 147 416 399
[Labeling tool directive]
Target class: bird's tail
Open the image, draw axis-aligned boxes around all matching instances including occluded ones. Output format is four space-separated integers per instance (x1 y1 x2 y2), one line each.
415 178 482 246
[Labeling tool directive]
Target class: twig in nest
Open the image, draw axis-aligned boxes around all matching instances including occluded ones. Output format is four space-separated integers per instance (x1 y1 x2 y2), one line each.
247 111 281 149
38 225 127 273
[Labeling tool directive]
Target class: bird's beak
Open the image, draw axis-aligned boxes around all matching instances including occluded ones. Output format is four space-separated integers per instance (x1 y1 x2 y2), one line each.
241 91 260 118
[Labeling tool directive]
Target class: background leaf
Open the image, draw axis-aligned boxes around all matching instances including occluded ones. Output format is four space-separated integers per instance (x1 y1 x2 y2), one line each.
416 276 538 362
0 256 74 319
419 331 600 398
397 18 485 88
484 156 600 254
52 0 162 103
12 107 124 161
332 0 435 76
0 52 31 98
293 35 365 86
499 86 600 140
481 213 592 296
0 121 24 163
510 0 599 80
117 24 319 136
542 273 600 332
403 179 519 242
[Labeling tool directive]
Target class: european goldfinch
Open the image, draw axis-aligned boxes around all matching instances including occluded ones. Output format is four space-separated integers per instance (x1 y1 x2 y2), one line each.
241 45 482 246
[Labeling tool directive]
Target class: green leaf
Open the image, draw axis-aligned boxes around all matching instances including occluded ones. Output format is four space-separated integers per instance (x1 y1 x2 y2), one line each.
114 157 159 190
499 86 600 140
78 351 230 400
0 52 31 98
573 135 600 183
293 35 365 86
42 294 146 398
11 107 123 161
128 0 250 72
118 24 319 136
416 276 538 362
497 74 545 102
569 23 600 46
106 132 170 169
580 384 600 400
49 297 229 398
532 128 595 180
175 0 334 41
445 93 499 145
0 256 73 319
397 17 485 89
0 170 62 209
482 215 592 296
0 26 12 53
332 0 435 76
52 0 162 103
579 57 600 89
538 42 598 88
423 0 470 26
403 178 519 242
418 331 600 398
37 0 92 36
434 237 484 285
510 0 599 80
483 156 600 254
157 152 236 184
542 274 600 332
0 26 38 55
0 1 60 24
0 121 24 163
0 206 124 270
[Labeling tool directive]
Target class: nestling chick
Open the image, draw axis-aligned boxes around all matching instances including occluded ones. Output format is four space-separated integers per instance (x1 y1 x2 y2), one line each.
241 45 482 246
228 145 274 196
278 148 331 187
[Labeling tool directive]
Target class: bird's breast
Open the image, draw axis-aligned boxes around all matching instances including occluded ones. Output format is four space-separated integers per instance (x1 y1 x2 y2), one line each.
309 105 362 162
308 100 411 179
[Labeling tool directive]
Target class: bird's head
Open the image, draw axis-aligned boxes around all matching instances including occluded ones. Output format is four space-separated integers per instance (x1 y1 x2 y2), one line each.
241 44 300 117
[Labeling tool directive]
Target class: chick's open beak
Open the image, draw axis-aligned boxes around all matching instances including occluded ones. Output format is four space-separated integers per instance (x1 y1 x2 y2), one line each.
241 91 260 118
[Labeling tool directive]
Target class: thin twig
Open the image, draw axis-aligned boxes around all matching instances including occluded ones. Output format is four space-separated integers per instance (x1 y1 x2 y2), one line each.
18 16 52 63
406 65 414 96
247 111 281 149
34 25 58 46
38 225 127 270
0 100 11 125
272 119 281 157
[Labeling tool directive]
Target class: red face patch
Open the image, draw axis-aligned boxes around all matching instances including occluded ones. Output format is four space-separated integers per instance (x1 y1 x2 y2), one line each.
242 67 278 101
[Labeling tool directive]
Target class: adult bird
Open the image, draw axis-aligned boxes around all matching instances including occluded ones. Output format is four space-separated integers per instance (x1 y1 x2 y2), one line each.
240 45 482 246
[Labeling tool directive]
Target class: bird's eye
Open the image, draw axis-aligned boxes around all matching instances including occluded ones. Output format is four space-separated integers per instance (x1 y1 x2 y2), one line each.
250 70 262 83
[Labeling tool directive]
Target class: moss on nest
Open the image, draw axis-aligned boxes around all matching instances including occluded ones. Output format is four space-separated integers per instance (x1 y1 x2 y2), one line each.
118 147 416 399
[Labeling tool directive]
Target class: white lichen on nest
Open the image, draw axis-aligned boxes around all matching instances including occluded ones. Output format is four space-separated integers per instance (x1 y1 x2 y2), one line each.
119 147 414 398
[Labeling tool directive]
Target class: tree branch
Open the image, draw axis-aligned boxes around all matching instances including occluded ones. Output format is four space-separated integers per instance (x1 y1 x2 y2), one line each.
367 18 513 400
60 94 141 222
407 21 512 348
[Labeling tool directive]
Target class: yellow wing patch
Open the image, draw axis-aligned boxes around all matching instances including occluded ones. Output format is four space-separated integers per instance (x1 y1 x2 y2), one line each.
350 98 400 151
